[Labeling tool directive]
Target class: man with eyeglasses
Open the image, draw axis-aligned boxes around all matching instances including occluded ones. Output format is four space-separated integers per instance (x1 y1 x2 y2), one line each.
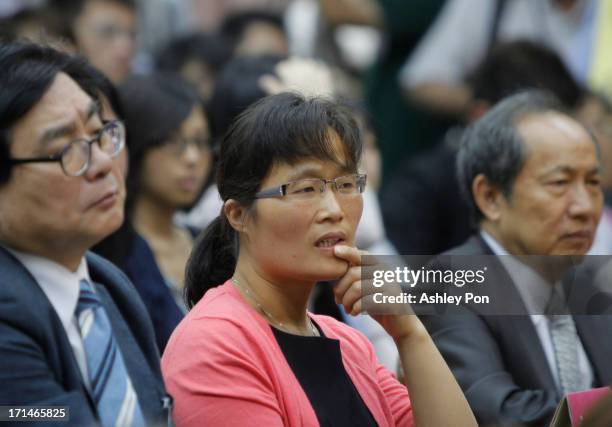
0 42 170 426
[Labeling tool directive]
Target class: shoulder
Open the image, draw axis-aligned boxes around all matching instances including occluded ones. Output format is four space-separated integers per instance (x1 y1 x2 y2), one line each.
163 283 268 364
442 235 489 256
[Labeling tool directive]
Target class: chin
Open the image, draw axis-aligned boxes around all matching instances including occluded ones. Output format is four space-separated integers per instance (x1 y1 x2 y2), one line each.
315 259 350 281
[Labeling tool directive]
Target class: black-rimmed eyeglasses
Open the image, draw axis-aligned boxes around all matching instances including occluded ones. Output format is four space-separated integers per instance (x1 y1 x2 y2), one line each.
9 120 126 177
255 173 367 200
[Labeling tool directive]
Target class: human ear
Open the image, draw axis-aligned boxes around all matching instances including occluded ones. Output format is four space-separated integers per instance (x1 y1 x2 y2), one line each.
224 199 248 233
472 174 504 221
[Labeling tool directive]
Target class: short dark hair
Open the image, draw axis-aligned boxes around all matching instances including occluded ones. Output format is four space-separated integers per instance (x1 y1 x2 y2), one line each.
220 10 285 48
156 32 232 75
66 60 124 120
47 0 136 42
457 90 572 223
208 55 283 141
468 40 585 108
0 41 98 184
185 92 363 307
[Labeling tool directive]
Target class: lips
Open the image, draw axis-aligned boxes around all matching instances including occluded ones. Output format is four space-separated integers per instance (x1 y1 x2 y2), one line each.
315 232 347 248
564 230 592 240
89 188 119 209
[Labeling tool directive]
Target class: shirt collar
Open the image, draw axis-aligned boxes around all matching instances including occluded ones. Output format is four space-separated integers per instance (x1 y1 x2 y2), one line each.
3 246 91 331
480 231 553 317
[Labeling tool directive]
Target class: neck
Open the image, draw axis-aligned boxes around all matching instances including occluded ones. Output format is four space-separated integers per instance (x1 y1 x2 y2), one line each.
133 195 176 238
233 255 316 333
1 237 85 272
481 223 571 284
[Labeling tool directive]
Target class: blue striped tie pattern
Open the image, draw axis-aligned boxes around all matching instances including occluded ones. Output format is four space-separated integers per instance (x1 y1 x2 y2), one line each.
75 279 146 427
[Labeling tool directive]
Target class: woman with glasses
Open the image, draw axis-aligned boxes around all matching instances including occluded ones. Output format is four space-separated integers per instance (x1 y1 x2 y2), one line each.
162 93 476 427
116 74 212 351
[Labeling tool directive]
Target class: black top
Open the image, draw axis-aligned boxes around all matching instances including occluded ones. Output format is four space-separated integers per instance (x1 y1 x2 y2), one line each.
272 325 378 427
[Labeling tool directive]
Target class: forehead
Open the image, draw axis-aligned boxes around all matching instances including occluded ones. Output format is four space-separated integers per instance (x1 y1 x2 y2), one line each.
13 72 93 138
79 0 135 22
180 104 208 135
517 112 598 170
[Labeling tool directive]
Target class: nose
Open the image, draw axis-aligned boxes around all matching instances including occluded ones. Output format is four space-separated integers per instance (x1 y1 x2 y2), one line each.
84 143 114 181
568 182 601 220
315 185 345 223
181 143 206 166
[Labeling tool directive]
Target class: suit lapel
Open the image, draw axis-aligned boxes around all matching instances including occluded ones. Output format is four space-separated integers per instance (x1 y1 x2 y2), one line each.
574 315 612 386
464 236 561 392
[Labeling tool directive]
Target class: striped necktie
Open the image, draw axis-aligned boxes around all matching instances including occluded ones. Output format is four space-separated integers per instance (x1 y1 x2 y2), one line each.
75 279 146 427
546 286 590 395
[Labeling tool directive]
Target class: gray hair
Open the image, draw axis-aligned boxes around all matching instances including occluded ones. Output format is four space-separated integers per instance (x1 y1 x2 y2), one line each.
456 90 569 224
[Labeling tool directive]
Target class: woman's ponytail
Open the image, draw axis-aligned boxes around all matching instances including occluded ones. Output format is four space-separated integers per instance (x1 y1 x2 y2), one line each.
184 214 237 308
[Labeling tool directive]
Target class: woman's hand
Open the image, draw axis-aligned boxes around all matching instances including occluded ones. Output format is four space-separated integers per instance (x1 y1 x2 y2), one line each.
333 245 478 427
332 245 424 342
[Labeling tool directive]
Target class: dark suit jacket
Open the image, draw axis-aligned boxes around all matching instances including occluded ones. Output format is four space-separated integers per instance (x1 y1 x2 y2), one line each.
381 137 472 256
421 235 612 427
0 246 169 426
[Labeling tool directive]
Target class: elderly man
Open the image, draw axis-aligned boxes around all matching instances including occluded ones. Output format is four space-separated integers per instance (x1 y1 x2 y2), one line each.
422 90 612 426
0 42 168 426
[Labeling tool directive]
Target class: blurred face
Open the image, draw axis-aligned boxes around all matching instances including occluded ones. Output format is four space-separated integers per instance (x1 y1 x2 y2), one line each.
180 60 215 101
235 22 288 57
73 0 136 83
493 112 603 256
243 147 364 283
0 73 125 260
139 105 211 209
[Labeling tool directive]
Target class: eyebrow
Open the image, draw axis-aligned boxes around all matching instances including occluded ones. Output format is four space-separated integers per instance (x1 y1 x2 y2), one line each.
286 166 324 181
540 165 602 178
285 164 354 182
38 101 101 146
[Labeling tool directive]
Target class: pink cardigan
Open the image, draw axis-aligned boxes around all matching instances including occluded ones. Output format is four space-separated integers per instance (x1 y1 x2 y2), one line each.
162 281 413 427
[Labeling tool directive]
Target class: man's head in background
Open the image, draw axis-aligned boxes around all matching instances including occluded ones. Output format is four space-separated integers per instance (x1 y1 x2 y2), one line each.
457 90 602 257
220 10 288 58
0 42 126 270
49 0 137 84
0 7 74 52
466 40 584 122
156 32 232 102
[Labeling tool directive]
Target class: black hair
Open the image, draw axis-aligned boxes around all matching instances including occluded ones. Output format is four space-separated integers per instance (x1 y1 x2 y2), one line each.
66 60 124 120
468 40 585 108
185 92 363 307
46 0 136 42
208 55 284 142
0 41 95 184
457 90 573 224
0 7 71 43
220 10 285 48
156 32 232 76
119 73 202 215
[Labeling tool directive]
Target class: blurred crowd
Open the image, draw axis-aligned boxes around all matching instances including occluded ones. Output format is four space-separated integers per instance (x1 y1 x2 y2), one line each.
1 0 612 426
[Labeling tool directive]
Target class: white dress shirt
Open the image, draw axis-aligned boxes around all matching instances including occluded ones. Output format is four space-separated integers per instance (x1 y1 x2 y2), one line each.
400 0 594 89
480 231 594 391
5 247 92 389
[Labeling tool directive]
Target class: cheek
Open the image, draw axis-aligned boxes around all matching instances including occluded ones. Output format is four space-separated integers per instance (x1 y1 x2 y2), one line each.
21 173 82 226
250 209 312 261
345 198 364 243
141 154 173 193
